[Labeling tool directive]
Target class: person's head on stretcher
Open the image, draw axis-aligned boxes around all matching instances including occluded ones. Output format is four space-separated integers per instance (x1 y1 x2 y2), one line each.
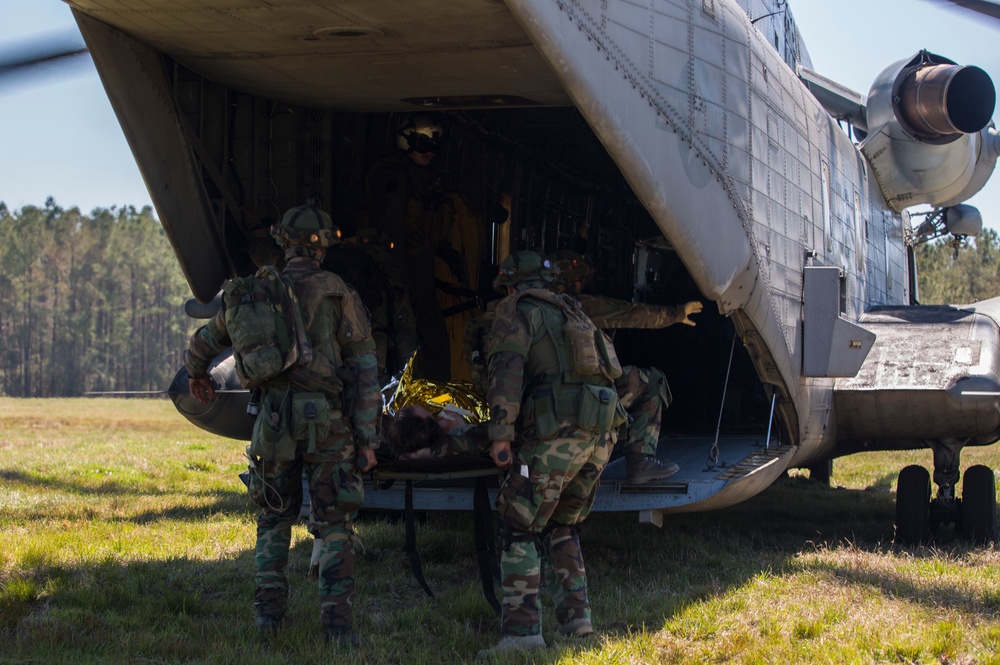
388 404 445 458
385 404 488 461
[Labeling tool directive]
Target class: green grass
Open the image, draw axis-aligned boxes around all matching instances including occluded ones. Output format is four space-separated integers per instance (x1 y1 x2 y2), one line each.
1 397 999 664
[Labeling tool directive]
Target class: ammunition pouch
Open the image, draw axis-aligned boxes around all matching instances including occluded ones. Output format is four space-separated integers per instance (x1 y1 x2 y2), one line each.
291 392 331 455
523 379 626 439
564 319 602 376
578 383 626 434
249 391 297 462
594 330 623 381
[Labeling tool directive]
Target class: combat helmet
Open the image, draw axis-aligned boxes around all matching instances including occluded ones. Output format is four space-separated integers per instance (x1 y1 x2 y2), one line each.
396 114 445 154
270 201 342 250
493 250 559 291
548 250 592 281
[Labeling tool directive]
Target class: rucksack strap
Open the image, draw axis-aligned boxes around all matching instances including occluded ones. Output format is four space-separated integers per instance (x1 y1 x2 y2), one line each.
473 476 501 615
403 480 435 598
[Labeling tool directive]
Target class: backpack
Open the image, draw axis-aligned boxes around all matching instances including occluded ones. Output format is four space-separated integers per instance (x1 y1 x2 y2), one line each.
491 289 623 382
221 265 313 388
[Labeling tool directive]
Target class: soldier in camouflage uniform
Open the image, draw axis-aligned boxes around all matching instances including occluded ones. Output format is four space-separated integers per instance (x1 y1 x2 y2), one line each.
186 203 380 647
479 250 624 657
549 249 703 484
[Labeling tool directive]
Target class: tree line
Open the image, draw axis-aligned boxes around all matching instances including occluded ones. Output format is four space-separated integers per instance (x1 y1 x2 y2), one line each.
914 228 1000 305
1 201 999 397
0 200 193 397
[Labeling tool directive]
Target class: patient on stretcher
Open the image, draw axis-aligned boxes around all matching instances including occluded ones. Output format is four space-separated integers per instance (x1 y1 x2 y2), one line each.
380 353 491 462
386 403 490 460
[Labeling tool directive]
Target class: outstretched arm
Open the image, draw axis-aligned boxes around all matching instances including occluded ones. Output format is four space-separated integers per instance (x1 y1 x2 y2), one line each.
679 301 704 326
580 294 704 329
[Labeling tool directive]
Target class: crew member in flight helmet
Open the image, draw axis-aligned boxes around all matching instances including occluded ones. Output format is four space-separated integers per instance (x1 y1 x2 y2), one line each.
479 250 622 656
365 113 467 382
185 201 380 647
549 249 703 484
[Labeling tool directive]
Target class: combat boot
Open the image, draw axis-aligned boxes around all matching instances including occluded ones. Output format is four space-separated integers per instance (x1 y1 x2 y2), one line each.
476 634 546 659
557 618 593 637
253 587 287 636
626 453 680 483
254 613 284 636
325 626 360 648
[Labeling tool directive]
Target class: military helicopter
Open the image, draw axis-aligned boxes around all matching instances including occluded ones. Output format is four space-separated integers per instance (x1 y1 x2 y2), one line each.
9 0 1000 544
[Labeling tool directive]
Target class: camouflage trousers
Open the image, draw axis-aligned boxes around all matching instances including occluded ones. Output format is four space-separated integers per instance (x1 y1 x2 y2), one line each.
250 418 364 629
614 365 669 457
495 424 614 636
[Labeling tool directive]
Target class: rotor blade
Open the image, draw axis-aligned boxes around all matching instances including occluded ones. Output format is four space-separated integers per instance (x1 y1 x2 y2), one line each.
0 29 90 88
935 0 1000 20
83 389 249 396
83 390 170 396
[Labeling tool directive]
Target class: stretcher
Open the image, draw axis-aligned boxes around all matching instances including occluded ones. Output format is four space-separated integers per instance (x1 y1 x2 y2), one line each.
371 455 503 614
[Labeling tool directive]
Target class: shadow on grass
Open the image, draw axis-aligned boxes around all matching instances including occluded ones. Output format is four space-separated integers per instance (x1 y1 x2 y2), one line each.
0 468 250 520
3 467 997 664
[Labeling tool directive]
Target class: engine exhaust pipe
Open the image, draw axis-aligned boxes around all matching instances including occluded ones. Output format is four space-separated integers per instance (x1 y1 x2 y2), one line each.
896 62 995 142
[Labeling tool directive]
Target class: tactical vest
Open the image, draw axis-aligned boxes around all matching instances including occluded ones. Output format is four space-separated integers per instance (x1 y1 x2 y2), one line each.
249 268 362 462
494 289 626 437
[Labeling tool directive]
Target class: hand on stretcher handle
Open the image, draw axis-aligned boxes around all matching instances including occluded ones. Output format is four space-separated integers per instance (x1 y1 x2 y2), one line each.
357 448 378 473
491 440 512 467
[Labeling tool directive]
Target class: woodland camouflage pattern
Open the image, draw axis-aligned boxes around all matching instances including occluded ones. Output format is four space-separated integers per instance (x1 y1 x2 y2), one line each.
574 293 678 458
185 256 379 630
615 365 670 456
468 294 671 458
576 293 687 330
400 423 491 459
486 287 616 638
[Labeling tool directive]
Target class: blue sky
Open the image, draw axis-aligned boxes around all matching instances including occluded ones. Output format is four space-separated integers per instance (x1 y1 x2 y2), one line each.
2 0 999 231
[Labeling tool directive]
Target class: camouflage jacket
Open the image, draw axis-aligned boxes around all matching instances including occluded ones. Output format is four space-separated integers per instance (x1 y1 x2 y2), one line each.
578 293 686 329
184 256 381 448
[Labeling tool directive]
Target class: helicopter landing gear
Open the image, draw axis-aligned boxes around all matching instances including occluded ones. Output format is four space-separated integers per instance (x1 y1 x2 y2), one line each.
894 440 998 545
895 465 931 545
807 459 832 485
961 464 998 544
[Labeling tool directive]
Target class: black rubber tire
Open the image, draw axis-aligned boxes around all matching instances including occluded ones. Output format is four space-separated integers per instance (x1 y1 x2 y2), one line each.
895 465 931 545
808 459 832 485
961 465 998 544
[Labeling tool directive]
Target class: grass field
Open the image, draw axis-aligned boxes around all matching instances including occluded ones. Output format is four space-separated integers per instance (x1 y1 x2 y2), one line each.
1 397 999 664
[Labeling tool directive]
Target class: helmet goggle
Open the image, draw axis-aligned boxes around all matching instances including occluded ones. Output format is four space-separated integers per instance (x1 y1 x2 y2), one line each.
407 132 440 154
397 115 444 154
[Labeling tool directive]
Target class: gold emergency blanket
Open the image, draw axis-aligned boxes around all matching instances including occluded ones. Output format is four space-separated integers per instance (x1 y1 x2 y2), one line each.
384 353 489 424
